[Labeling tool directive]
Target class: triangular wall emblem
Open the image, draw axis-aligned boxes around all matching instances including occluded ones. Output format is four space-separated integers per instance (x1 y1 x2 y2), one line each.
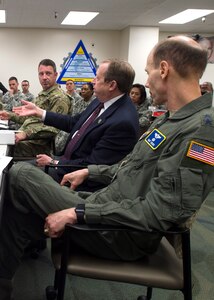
57 40 97 86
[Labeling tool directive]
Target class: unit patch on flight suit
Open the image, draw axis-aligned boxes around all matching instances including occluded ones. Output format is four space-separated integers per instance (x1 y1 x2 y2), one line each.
145 129 166 150
187 141 214 166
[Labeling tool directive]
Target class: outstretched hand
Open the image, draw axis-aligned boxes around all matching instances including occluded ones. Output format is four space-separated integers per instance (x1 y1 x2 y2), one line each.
0 110 10 120
12 100 43 118
60 168 89 190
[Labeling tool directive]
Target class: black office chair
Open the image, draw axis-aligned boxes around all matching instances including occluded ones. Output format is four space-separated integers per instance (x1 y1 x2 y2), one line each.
46 224 192 300
0 169 10 225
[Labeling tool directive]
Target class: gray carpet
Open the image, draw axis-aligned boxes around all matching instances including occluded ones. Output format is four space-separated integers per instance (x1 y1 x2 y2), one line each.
13 189 214 300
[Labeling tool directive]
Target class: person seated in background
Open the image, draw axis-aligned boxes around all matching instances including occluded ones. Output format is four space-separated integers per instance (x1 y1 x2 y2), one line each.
73 82 95 114
0 77 27 129
129 83 152 134
1 76 26 111
65 79 82 104
0 59 71 157
13 59 139 192
200 81 213 95
21 79 35 102
1 36 214 300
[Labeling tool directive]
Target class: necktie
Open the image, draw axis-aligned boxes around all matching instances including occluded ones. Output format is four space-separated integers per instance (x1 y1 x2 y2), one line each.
62 103 104 159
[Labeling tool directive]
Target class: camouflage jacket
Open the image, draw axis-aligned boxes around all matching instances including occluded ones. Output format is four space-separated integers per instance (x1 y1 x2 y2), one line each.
2 90 26 111
73 95 95 115
10 84 71 139
54 95 95 154
135 99 152 130
23 91 35 102
68 91 83 104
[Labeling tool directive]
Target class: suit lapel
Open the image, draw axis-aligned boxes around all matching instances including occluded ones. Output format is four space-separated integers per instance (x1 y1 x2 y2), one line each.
65 95 128 152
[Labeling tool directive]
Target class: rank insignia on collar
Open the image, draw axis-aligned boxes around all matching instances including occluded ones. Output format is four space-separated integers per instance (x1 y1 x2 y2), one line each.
203 114 212 125
187 141 214 166
145 129 166 150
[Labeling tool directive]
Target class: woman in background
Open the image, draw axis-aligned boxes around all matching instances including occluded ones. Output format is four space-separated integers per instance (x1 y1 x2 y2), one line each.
73 82 95 115
130 83 152 134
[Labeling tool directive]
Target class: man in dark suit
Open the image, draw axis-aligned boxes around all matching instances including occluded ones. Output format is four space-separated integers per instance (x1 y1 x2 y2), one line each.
13 59 139 191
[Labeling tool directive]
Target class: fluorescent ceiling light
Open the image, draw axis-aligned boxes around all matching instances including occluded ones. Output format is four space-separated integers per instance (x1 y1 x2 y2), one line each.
61 11 99 25
159 9 214 24
0 10 6 23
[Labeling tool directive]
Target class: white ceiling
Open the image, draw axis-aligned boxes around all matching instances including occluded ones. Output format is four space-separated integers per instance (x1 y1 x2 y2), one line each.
0 0 214 33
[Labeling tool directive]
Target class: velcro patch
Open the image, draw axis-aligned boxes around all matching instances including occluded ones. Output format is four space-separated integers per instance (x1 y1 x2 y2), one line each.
145 129 166 150
187 141 214 166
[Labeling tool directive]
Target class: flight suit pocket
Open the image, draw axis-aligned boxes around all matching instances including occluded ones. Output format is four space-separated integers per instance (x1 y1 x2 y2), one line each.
159 168 204 223
180 167 203 210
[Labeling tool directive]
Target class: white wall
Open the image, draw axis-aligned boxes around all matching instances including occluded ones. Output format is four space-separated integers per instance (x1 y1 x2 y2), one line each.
0 27 213 104
128 27 159 85
0 28 120 95
119 27 130 61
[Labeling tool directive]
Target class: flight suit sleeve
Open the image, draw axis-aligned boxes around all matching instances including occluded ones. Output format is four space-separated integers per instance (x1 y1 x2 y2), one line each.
88 163 121 185
85 121 214 231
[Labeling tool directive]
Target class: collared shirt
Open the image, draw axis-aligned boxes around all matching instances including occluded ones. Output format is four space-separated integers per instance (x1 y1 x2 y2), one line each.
98 93 125 117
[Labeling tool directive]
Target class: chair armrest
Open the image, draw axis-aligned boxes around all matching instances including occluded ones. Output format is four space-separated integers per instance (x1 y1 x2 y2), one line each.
45 164 87 173
64 223 189 235
63 224 190 260
13 156 36 162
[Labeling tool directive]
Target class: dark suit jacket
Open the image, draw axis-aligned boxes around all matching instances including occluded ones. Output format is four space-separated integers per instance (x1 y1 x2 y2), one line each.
44 94 139 191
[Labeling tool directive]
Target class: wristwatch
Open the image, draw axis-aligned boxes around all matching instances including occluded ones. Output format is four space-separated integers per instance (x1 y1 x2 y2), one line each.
75 204 85 224
50 159 58 165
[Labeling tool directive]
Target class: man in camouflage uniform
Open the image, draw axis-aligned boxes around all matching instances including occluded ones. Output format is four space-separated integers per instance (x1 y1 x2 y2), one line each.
0 59 71 157
0 77 27 129
21 80 35 102
1 76 26 111
65 79 82 104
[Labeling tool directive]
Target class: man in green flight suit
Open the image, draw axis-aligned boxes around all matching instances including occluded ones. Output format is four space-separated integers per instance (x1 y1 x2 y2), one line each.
0 36 214 299
0 59 71 157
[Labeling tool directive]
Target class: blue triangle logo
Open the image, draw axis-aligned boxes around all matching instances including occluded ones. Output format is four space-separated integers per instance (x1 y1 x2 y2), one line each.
57 40 97 86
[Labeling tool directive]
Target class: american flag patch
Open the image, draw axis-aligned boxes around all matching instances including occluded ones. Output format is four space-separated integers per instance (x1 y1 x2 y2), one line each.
187 141 214 166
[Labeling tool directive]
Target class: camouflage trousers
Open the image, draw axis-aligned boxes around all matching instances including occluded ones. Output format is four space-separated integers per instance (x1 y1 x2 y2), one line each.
54 130 69 155
13 139 53 157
